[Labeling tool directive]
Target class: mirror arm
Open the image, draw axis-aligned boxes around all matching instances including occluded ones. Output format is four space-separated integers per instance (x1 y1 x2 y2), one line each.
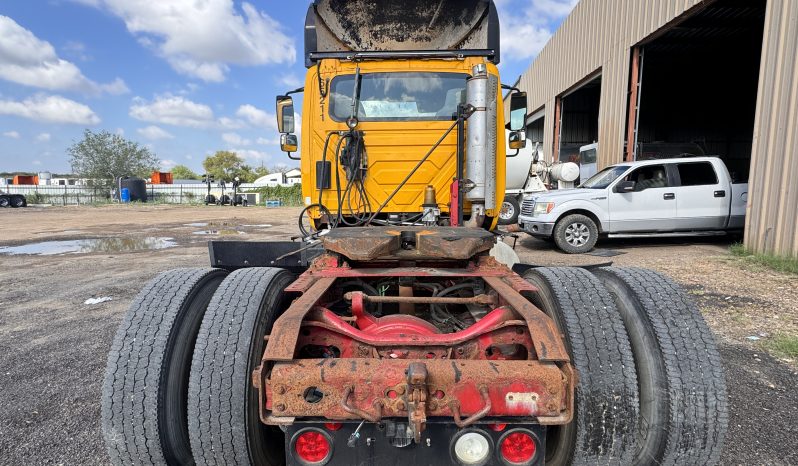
507 148 520 157
501 83 521 93
286 152 300 161
286 87 304 96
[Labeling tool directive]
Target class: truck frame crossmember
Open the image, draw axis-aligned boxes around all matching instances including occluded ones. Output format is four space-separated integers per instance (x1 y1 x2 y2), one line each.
253 252 575 444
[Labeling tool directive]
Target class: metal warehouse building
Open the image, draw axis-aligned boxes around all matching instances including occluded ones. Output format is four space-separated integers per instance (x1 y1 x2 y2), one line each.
514 0 797 258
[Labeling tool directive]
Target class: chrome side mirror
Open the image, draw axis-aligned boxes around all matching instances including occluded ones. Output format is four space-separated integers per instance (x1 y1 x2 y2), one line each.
276 95 295 134
280 133 298 153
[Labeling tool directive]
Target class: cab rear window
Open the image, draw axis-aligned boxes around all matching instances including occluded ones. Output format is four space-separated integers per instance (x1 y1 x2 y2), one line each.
677 162 718 186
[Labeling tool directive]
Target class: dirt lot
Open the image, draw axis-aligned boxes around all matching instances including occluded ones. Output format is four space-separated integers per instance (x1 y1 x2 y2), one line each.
0 205 796 465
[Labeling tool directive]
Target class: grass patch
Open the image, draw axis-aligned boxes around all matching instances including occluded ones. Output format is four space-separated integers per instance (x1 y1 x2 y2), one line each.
762 335 798 359
729 243 798 275
246 184 303 207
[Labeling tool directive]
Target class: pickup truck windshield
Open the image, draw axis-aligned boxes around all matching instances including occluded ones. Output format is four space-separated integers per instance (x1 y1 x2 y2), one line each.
329 72 468 121
581 166 629 189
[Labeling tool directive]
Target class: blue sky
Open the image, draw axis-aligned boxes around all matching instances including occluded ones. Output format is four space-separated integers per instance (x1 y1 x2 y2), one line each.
0 0 576 174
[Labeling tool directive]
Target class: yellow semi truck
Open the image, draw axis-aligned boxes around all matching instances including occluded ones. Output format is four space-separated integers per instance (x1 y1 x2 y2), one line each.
101 2 727 465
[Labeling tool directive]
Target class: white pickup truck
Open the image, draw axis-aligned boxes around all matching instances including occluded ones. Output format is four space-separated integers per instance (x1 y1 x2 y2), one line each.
518 157 748 253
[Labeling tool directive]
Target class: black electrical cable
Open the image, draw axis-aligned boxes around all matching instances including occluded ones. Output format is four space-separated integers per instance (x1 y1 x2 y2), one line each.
298 203 333 238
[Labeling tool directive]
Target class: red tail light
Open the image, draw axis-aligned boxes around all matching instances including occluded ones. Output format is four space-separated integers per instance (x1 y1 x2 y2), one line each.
488 423 507 432
324 422 342 431
294 429 331 464
499 430 537 464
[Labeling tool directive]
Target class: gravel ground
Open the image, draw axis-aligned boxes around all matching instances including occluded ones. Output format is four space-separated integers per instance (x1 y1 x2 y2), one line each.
0 205 795 465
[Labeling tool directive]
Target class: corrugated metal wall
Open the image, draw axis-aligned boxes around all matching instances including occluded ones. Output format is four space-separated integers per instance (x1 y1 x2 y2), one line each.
745 0 798 258
515 0 705 168
515 0 797 258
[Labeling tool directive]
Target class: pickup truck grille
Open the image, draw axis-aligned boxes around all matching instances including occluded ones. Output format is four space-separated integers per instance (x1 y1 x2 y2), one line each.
521 198 535 217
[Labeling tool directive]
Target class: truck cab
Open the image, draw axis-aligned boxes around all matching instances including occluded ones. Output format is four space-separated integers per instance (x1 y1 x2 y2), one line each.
519 156 748 253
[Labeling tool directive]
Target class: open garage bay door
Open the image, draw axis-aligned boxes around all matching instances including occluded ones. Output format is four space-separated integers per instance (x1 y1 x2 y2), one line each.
630 0 766 183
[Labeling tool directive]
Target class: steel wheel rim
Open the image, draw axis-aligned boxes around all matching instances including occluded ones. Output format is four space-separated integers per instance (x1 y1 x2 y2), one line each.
500 201 515 220
565 222 589 246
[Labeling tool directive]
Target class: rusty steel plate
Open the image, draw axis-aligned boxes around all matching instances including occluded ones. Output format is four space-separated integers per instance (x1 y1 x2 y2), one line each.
265 358 572 424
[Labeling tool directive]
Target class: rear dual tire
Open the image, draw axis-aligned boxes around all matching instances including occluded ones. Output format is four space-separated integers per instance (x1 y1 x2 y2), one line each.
188 267 295 466
101 268 227 465
526 266 727 465
593 267 728 465
524 267 639 465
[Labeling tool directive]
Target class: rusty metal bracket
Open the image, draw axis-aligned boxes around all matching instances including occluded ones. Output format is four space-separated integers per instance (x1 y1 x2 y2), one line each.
341 385 383 422
405 362 429 443
345 291 496 306
264 276 336 361
483 276 569 362
449 385 491 428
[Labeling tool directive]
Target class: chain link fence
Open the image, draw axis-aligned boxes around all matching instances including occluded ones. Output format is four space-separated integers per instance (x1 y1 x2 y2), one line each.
2 184 303 206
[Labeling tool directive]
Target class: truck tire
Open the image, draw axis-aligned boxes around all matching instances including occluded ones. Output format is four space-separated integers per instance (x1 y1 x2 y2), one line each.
523 267 639 465
0 195 9 207
553 213 598 254
593 267 728 465
498 195 520 225
102 268 227 465
188 267 295 466
11 195 26 207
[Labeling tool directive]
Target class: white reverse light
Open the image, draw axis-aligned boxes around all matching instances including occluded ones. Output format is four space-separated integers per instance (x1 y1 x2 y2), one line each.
453 431 491 465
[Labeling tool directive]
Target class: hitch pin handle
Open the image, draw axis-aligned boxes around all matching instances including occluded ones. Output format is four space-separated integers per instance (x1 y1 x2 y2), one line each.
347 420 366 447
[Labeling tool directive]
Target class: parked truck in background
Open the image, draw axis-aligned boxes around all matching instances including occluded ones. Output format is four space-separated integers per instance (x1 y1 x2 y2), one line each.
0 190 26 208
101 2 728 465
500 135 580 225
519 156 748 253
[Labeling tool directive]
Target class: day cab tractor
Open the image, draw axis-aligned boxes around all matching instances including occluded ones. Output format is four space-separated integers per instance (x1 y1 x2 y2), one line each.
101 1 727 465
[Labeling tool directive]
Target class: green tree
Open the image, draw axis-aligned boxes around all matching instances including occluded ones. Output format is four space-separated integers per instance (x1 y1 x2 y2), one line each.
203 150 244 181
254 165 270 178
68 129 159 186
170 164 200 180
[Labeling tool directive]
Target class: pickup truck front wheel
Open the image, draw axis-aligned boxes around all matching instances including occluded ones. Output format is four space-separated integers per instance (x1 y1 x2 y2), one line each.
553 214 598 254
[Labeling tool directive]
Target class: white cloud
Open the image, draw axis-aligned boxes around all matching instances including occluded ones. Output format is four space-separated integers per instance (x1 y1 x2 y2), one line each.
160 159 178 170
256 136 279 146
32 160 42 166
219 116 246 130
3 130 20 139
75 0 296 82
233 148 272 163
115 127 125 135
0 15 128 95
130 95 216 128
222 132 251 146
236 104 274 129
137 125 174 140
0 94 100 125
36 132 51 142
532 0 579 18
277 74 302 89
497 0 578 62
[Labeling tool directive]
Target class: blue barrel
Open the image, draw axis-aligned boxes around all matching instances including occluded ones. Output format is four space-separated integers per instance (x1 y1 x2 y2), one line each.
120 188 131 203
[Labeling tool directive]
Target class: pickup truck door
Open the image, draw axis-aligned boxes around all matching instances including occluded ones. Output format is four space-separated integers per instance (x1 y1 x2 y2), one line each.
673 161 730 230
608 164 676 232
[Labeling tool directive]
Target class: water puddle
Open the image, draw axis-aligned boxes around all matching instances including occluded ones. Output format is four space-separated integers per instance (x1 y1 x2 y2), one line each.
241 224 273 228
192 230 245 236
183 222 209 227
0 237 177 256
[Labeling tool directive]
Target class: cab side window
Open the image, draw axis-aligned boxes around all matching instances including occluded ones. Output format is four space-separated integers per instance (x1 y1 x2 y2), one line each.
677 162 718 186
623 164 669 191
